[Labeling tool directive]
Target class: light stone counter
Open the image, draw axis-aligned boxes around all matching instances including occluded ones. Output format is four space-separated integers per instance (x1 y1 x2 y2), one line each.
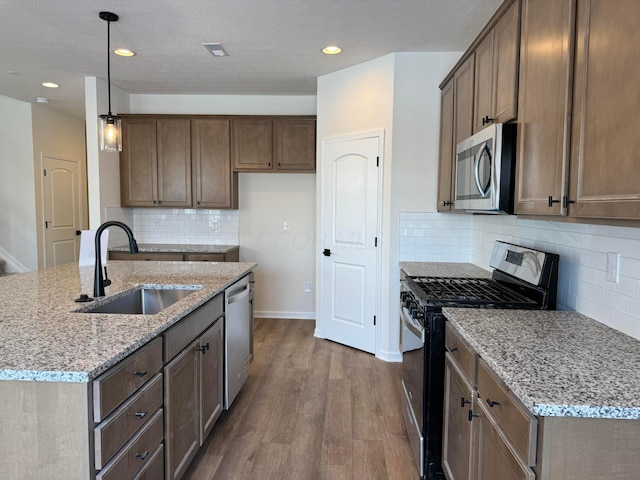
400 261 492 278
110 243 238 254
444 308 640 419
0 261 255 382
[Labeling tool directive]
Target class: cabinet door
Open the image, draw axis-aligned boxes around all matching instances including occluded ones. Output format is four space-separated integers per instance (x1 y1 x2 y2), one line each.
121 116 158 207
274 118 316 171
473 0 519 133
437 79 456 211
568 0 640 219
157 118 192 207
514 0 574 215
232 118 273 171
454 55 475 148
442 355 474 480
192 118 238 209
491 0 520 124
473 32 495 133
164 342 199 480
474 400 534 480
199 318 224 442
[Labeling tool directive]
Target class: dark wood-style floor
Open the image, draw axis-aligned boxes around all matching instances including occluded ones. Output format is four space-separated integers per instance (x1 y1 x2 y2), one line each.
183 318 417 480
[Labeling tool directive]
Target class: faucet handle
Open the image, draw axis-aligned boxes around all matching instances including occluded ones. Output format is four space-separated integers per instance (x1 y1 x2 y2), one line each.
103 266 112 287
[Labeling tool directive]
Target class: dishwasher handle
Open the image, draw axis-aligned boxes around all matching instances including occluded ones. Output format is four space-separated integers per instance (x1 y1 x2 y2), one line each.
226 283 251 305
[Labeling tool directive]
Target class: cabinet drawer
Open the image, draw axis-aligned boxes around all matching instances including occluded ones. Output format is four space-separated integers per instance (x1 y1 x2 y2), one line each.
477 358 538 466
110 251 185 261
185 253 226 262
164 294 224 362
95 373 163 469
93 337 163 422
131 444 164 480
445 322 477 384
96 408 163 480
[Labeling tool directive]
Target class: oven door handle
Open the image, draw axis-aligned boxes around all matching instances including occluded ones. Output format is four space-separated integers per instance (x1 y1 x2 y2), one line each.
401 306 425 343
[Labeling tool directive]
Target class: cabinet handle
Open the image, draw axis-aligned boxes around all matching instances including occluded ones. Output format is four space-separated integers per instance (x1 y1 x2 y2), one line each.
134 412 147 419
486 399 500 408
563 196 575 208
460 397 471 408
268 162 271 167
135 451 149 460
468 410 479 422
197 342 210 354
548 196 560 207
133 370 148 377
482 115 494 125
448 347 458 353
443 201 454 206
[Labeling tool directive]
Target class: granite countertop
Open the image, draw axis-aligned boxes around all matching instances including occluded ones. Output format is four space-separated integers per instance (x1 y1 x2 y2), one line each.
444 308 640 420
0 261 255 383
109 243 239 253
400 261 492 278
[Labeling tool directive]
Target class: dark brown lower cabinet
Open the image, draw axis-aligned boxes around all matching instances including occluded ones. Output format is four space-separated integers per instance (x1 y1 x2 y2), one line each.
474 399 534 480
164 318 223 480
442 354 475 480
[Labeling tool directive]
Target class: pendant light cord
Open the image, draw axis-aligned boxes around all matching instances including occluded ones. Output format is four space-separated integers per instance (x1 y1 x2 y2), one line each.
106 18 112 116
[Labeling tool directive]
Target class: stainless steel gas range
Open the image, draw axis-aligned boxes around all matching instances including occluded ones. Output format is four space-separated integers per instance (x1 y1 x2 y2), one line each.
400 241 559 480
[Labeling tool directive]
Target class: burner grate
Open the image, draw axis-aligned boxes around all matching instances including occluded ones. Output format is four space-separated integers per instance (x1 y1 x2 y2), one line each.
409 276 538 308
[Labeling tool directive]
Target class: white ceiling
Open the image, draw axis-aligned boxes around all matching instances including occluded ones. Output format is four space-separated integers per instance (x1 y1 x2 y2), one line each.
0 0 502 118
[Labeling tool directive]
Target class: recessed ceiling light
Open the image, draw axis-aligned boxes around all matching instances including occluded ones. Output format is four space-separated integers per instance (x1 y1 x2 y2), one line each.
42 82 59 88
114 49 135 57
322 45 342 55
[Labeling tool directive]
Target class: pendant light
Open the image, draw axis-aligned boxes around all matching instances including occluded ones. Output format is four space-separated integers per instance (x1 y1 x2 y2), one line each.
98 11 122 152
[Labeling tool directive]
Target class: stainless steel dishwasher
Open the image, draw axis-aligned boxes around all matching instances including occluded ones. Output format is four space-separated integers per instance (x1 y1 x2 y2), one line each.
224 274 251 409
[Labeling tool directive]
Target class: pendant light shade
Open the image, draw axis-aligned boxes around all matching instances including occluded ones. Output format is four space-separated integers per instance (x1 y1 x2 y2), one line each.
99 11 122 152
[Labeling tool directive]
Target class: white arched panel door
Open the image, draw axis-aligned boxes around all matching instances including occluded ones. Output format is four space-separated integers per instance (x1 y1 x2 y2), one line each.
320 133 382 354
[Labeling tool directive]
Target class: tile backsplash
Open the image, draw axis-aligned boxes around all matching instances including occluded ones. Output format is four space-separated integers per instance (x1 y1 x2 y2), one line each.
105 207 239 246
399 212 640 340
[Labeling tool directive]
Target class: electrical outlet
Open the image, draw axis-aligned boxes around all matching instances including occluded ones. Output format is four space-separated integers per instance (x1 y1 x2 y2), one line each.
303 281 312 293
209 220 219 231
606 252 620 283
284 221 290 231
153 220 160 229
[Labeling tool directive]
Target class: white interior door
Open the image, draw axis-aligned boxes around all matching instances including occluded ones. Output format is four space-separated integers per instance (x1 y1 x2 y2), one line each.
320 133 382 354
42 156 83 267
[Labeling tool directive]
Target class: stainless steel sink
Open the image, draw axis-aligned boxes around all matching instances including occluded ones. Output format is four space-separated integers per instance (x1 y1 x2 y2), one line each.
82 287 197 315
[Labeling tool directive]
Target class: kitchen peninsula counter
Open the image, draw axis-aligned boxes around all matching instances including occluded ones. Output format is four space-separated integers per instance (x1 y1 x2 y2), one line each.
444 308 640 420
109 243 239 254
0 260 255 382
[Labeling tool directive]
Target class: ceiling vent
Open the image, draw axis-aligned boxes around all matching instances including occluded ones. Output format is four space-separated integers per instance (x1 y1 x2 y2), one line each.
203 43 228 57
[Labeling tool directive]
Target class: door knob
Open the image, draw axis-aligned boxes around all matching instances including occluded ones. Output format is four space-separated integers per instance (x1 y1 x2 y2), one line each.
322 249 331 257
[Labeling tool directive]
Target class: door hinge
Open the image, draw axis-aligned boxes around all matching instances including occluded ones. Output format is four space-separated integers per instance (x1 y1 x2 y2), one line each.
376 156 379 167
374 237 378 247
373 315 377 326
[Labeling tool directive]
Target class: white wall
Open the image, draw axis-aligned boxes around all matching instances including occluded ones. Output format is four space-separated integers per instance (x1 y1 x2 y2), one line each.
124 93 317 318
31 105 88 267
316 52 461 360
238 173 316 318
85 77 130 229
0 95 36 271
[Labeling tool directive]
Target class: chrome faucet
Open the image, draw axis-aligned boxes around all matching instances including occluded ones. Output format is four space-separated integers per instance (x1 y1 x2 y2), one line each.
93 221 139 297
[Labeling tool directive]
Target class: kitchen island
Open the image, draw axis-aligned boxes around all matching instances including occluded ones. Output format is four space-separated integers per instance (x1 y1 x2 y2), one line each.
0 260 255 480
444 307 640 479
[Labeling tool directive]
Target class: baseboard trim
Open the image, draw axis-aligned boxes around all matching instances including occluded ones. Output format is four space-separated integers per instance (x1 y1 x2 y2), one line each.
376 349 402 363
255 310 315 320
0 247 29 274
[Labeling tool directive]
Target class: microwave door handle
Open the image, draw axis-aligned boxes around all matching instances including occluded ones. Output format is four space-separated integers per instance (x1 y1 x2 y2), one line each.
474 142 491 198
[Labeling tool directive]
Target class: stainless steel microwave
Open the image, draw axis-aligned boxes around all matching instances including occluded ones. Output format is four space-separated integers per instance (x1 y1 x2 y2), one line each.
454 123 516 214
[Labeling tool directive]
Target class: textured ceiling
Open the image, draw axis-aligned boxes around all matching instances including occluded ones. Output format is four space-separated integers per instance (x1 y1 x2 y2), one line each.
0 0 502 117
